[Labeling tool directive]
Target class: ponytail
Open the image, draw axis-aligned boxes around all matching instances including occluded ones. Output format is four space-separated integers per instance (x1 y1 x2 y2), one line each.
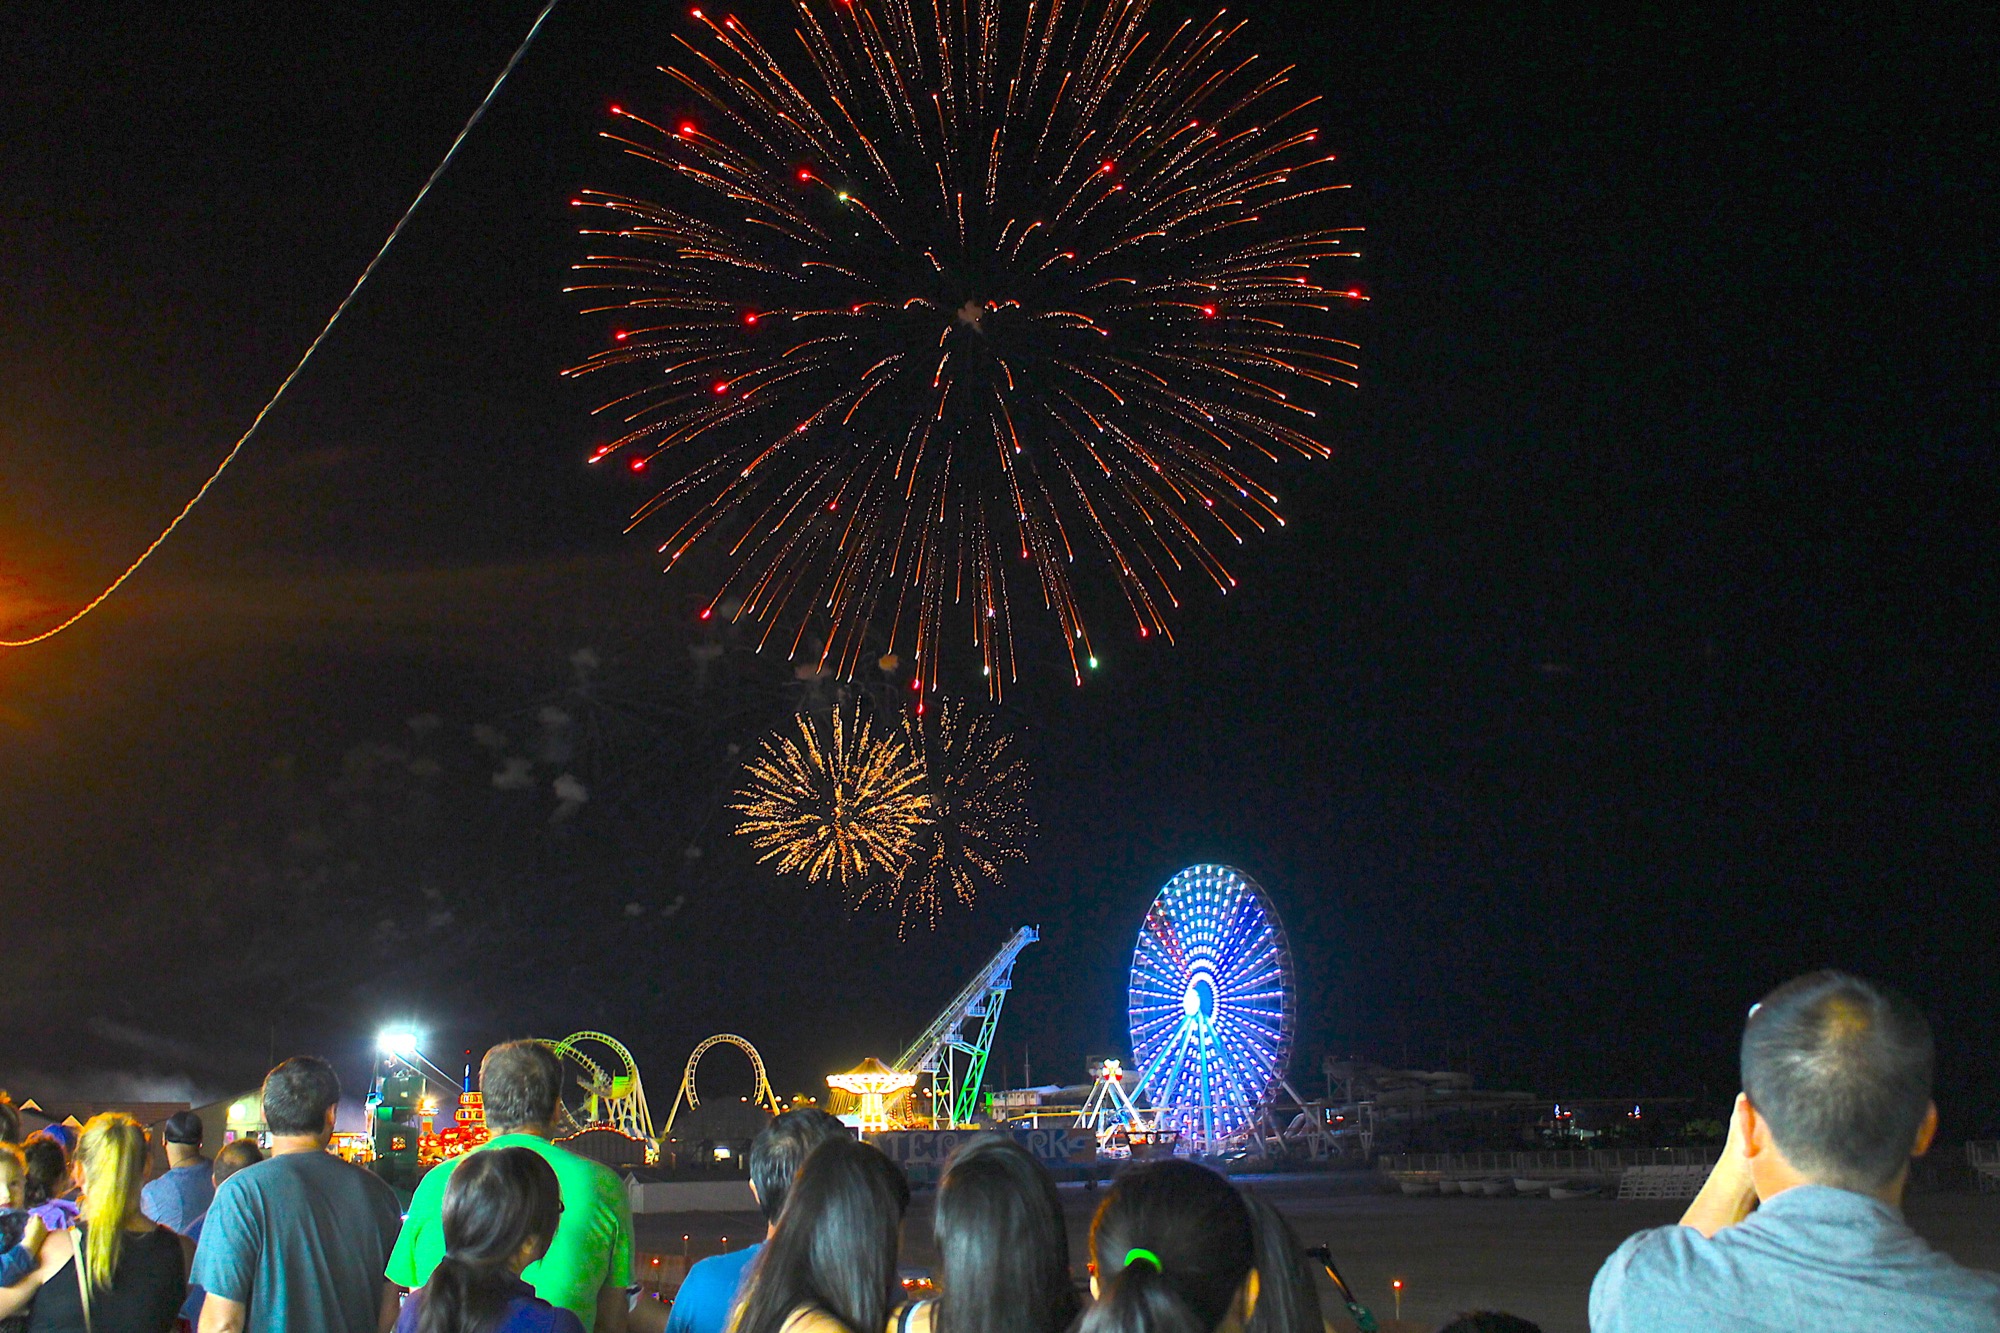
1081 1161 1255 1333
416 1147 564 1333
75 1113 148 1293
415 1254 517 1333
1086 1253 1212 1333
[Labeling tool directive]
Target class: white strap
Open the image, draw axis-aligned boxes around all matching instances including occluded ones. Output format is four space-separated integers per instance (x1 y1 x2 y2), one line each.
71 1225 93 1333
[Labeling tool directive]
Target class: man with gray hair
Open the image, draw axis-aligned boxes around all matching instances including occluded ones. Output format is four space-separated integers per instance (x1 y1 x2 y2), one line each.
387 1040 633 1331
1590 971 2000 1331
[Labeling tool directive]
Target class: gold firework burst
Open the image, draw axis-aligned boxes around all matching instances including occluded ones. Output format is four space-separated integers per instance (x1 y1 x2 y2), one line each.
897 701 1034 932
731 706 931 889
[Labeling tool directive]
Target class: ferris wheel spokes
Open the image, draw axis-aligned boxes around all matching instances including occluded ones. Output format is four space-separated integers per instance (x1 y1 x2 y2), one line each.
1124 864 1296 1157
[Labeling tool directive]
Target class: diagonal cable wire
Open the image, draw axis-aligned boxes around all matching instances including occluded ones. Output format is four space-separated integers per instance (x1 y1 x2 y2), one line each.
1 0 564 648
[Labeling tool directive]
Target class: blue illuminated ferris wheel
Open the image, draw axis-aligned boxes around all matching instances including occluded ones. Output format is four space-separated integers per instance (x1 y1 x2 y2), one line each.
1127 865 1295 1154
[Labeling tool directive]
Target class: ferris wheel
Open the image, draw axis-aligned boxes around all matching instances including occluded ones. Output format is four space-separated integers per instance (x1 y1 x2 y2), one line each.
1128 865 1295 1155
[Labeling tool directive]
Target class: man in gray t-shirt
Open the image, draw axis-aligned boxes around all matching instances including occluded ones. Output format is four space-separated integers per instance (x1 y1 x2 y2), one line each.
191 1058 402 1333
1591 971 2000 1333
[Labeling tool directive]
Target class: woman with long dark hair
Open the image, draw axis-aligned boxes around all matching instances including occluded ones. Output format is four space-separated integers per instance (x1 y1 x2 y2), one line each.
395 1146 582 1333
1081 1160 1257 1333
1240 1195 1325 1333
898 1135 1078 1333
733 1137 909 1333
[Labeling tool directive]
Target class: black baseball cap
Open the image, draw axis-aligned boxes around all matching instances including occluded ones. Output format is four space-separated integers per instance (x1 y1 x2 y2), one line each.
163 1112 203 1146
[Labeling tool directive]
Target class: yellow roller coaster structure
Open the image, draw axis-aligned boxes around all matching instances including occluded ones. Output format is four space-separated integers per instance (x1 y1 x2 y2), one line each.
538 1032 656 1143
665 1033 781 1134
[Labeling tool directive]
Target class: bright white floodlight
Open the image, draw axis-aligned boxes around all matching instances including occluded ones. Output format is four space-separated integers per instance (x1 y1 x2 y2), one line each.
377 1029 421 1059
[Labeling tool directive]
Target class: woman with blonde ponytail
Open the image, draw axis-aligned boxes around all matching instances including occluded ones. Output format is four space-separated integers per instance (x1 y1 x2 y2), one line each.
0 1114 185 1332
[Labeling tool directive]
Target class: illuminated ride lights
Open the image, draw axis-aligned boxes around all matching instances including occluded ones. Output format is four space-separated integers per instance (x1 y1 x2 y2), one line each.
664 1033 783 1134
537 1031 658 1157
891 925 1039 1128
826 1058 921 1134
1126 864 1295 1155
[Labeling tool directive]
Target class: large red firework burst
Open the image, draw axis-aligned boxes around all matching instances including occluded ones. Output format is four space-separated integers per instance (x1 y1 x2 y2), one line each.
567 0 1361 694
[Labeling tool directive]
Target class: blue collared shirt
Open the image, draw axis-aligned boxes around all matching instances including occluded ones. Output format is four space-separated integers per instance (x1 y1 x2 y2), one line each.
1591 1184 2000 1332
666 1244 762 1333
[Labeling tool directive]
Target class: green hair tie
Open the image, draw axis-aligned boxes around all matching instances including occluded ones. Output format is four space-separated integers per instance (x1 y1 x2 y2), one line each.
1123 1248 1162 1272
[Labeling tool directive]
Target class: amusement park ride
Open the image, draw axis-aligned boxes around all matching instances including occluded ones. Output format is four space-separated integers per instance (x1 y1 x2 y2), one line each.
664 1034 782 1132
365 1030 664 1174
1082 864 1321 1158
833 867 1327 1159
364 864 1325 1170
890 925 1038 1128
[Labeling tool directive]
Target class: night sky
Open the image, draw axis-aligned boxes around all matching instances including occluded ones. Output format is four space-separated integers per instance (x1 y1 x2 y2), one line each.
2 1 1993 1129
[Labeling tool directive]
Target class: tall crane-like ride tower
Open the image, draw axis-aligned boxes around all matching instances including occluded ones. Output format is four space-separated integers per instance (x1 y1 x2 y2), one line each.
894 926 1038 1128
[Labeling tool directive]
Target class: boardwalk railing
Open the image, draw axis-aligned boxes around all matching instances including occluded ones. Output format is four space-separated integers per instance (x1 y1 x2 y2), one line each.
1378 1147 1721 1175
1966 1141 2000 1192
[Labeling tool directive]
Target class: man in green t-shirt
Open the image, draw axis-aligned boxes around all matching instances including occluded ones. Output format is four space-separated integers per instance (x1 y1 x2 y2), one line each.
386 1042 634 1331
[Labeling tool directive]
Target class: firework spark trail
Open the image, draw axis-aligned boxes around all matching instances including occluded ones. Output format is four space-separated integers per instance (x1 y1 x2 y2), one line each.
729 705 931 887
895 699 1032 932
567 0 1362 694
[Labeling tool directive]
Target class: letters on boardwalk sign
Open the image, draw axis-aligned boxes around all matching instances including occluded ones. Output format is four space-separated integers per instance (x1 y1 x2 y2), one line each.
866 1128 1097 1164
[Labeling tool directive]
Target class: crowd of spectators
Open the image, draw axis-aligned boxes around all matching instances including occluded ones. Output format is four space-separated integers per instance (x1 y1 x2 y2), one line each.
0 970 1993 1332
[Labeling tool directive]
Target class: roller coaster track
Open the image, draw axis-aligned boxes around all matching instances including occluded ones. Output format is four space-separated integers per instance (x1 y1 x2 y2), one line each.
664 1033 781 1133
538 1031 655 1142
